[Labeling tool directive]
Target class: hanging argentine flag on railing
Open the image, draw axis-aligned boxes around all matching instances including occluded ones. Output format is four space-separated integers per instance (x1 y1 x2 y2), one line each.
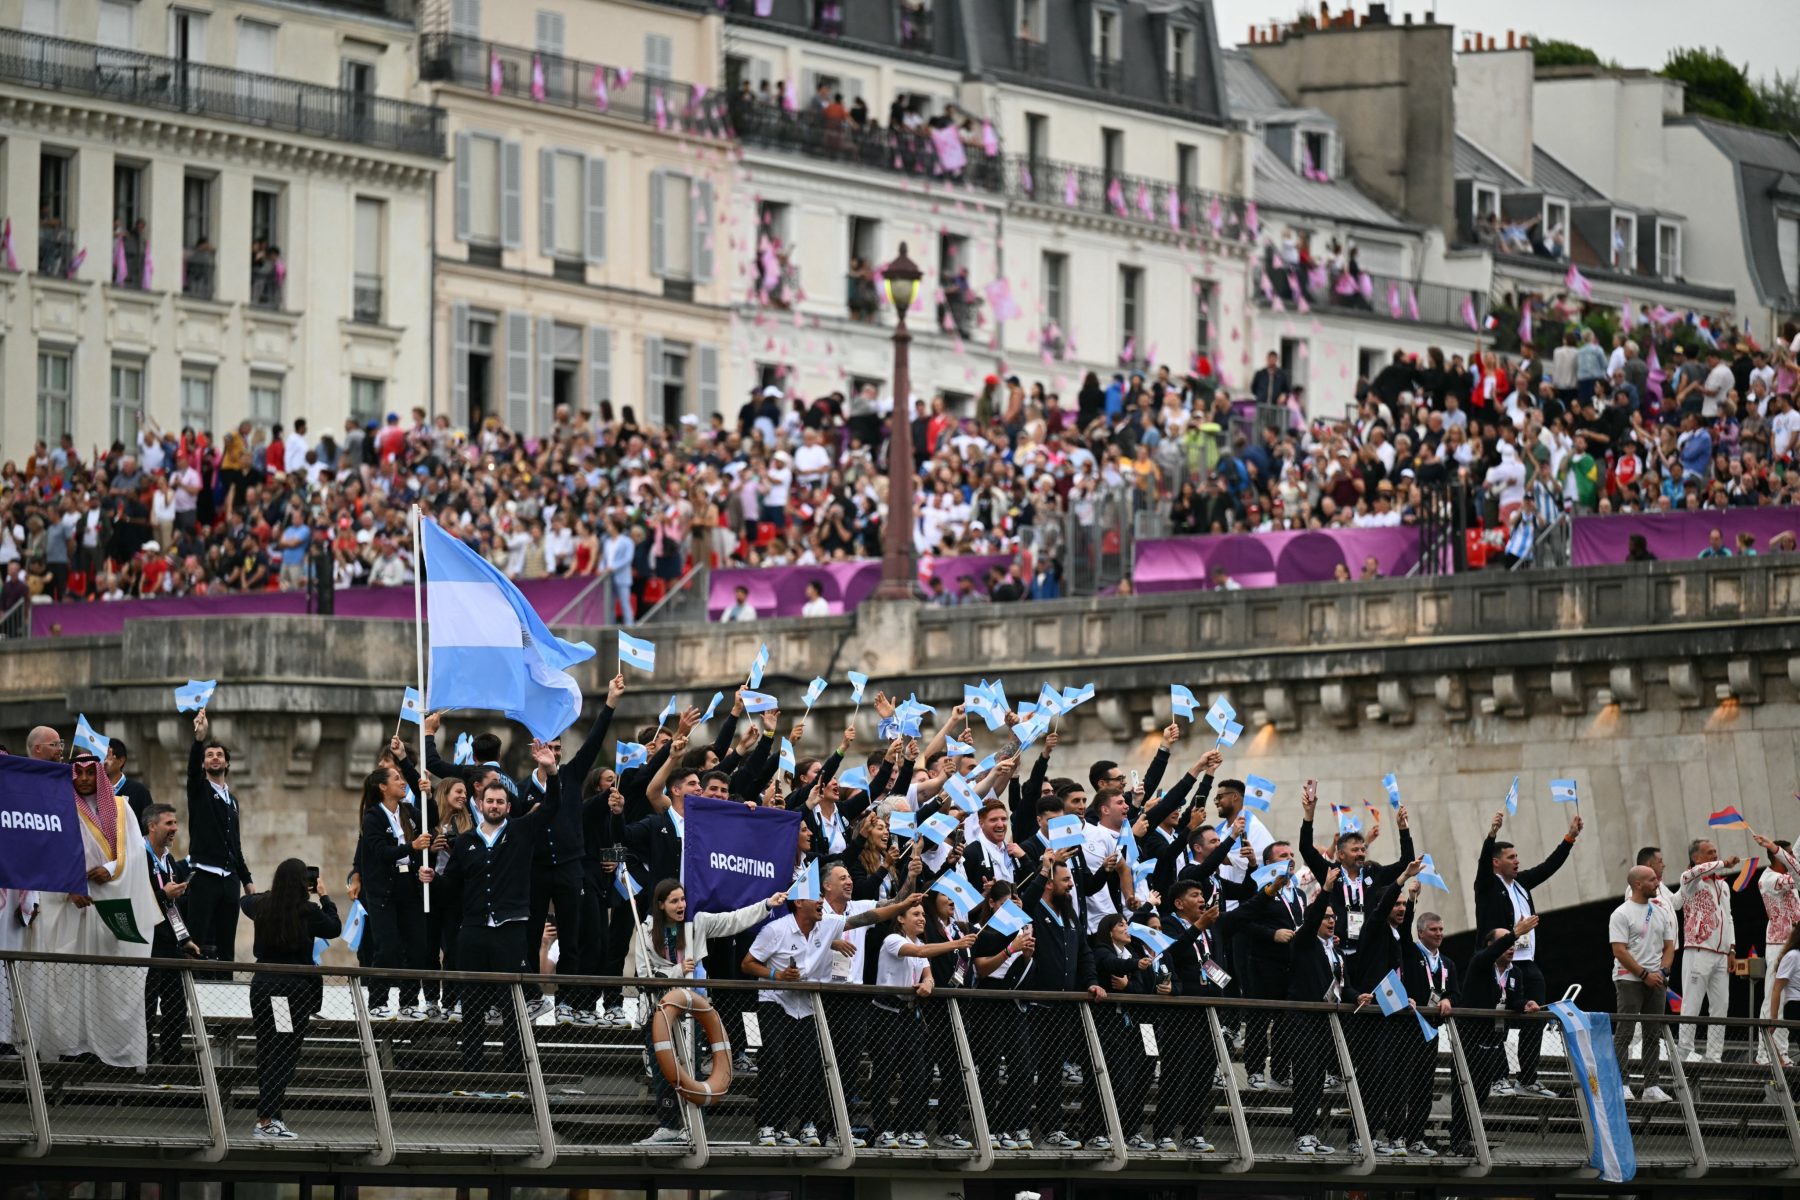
421 517 595 741
1549 1000 1635 1182
1374 968 1409 1016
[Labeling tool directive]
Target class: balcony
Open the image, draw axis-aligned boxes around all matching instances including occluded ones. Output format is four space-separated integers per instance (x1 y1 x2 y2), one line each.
182 252 216 301
734 105 1003 189
0 28 445 157
418 34 730 139
1254 260 1485 330
1094 59 1123 91
1006 154 1249 242
1490 247 1735 306
353 273 384 324
1012 36 1050 75
897 4 935 53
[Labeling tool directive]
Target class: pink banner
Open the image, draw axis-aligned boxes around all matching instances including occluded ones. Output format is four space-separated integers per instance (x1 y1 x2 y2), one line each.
1570 511 1800 565
1133 530 1422 592
709 555 1013 620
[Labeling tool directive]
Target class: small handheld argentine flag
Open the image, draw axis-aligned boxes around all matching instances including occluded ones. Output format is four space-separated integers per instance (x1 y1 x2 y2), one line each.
838 764 871 794
888 807 916 838
1214 719 1244 748
943 772 977 811
1129 923 1176 957
1382 772 1401 810
341 900 368 952
974 753 999 775
616 868 643 902
1504 775 1520 816
1374 968 1410 1017
699 691 724 724
920 812 958 845
803 677 827 711
741 690 779 714
945 735 974 757
847 670 869 705
1252 859 1295 888
615 741 647 771
618 631 657 672
1416 853 1449 891
73 714 111 758
747 643 770 689
1204 695 1236 735
1170 683 1198 721
1061 683 1095 710
789 859 821 902
1046 813 1085 850
657 695 679 727
1549 778 1579 804
931 871 982 917
779 737 796 774
399 687 425 725
1243 774 1276 813
174 678 218 713
453 732 476 765
986 899 1030 937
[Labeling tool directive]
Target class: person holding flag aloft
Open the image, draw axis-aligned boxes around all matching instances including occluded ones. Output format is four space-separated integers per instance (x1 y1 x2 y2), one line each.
626 876 790 1148
185 707 254 965
1298 780 1416 962
1347 861 1426 1157
1019 856 1108 1151
1473 804 1579 1098
1287 869 1373 1156
1676 834 1740 1063
1451 913 1542 1157
869 897 978 1150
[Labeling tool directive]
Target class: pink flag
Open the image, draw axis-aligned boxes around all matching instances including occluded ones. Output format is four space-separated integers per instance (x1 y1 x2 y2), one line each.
1518 304 1532 344
1134 184 1153 220
489 52 503 97
1246 202 1260 237
654 88 668 130
1120 335 1137 365
1387 282 1402 319
274 257 286 285
985 278 1021 322
929 124 967 174
755 0 773 13
592 66 609 110
1646 344 1665 402
1358 273 1373 302
1063 169 1079 207
1295 293 1310 314
0 218 15 272
530 54 546 101
616 67 633 89
1106 178 1126 216
692 83 708 109
1166 187 1180 230
1207 197 1223 234
113 233 128 284
1565 263 1592 299
1461 296 1478 332
980 120 999 157
781 77 797 112
1650 303 1677 327
67 247 86 279
1019 161 1034 193
142 244 153 289
1621 295 1632 330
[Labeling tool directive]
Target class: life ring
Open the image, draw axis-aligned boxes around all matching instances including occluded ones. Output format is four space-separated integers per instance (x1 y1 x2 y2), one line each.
650 988 732 1106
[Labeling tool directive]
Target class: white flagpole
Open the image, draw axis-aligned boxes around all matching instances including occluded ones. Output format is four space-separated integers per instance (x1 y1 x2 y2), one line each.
411 504 430 916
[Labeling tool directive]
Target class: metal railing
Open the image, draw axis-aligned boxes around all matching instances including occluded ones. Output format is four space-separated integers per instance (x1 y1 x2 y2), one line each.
1254 263 1487 330
733 105 1001 187
418 34 730 139
897 5 935 53
0 596 26 638
352 273 384 325
183 256 216 301
1007 154 1250 242
0 28 446 157
34 223 75 278
6 949 1795 1179
1510 511 1573 571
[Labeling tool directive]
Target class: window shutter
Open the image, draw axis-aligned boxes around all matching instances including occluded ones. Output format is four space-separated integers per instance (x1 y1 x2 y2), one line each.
588 325 612 414
451 301 471 425
584 155 607 264
536 315 555 436
692 179 715 283
501 139 523 250
644 335 666 423
649 170 666 278
454 132 472 242
698 343 719 417
539 147 556 257
505 310 531 431
450 0 480 36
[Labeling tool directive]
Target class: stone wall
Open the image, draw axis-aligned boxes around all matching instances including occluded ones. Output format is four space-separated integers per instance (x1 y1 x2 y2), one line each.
3 557 1796 960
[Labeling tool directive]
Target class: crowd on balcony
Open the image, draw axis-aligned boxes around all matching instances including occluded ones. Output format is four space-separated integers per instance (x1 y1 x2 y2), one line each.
1258 229 1378 311
728 80 994 184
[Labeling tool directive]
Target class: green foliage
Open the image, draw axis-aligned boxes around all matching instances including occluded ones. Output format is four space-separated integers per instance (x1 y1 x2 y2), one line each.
1753 70 1800 136
1662 47 1768 127
1531 38 1601 69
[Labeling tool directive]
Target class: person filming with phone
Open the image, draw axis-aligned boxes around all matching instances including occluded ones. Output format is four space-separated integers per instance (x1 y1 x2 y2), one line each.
239 858 341 1140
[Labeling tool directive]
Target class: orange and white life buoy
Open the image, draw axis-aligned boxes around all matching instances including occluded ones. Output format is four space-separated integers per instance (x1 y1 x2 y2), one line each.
650 988 732 1106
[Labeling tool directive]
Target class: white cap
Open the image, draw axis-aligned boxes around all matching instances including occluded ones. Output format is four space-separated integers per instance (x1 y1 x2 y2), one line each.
761 385 783 399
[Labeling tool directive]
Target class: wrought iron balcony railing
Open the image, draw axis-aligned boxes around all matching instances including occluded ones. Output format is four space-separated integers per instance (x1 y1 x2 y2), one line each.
1006 154 1250 242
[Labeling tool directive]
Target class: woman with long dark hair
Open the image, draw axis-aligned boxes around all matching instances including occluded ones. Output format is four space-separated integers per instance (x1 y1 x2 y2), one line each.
426 774 473 1019
239 858 340 1139
356 762 435 1019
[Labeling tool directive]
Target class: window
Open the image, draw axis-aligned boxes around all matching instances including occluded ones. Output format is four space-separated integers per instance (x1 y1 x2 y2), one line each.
1611 211 1636 271
1118 265 1142 353
1193 278 1215 355
1025 113 1048 164
1357 347 1386 383
22 0 59 35
97 0 135 62
650 171 713 287
350 376 385 423
1170 25 1193 79
1094 8 1119 62
236 19 276 74
249 373 283 428
534 10 565 99
180 364 214 431
1017 0 1044 41
113 162 147 287
1472 184 1499 226
1656 220 1681 279
849 216 880 265
37 350 72 442
536 10 565 57
110 359 143 445
646 338 690 428
1042 251 1067 353
811 0 845 36
1779 216 1800 297
37 151 74 276
1177 144 1197 192
1541 198 1569 257
169 8 207 63
1301 130 1331 180
644 33 673 80
182 173 215 298
456 132 511 248
1279 336 1308 391
540 149 598 265
1102 128 1123 180
450 0 480 36
353 197 385 324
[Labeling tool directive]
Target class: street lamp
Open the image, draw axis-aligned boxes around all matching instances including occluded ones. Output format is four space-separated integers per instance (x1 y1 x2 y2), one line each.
875 244 922 601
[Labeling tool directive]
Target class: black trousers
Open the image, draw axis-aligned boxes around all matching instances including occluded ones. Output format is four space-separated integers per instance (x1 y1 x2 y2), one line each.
924 1000 967 1131
1029 1003 1100 1139
1154 1004 1217 1139
144 942 188 1064
969 993 1029 1135
1453 1031 1507 1146
560 885 608 1012
250 973 321 1121
1100 1006 1152 1139
1245 959 1291 1080
598 900 636 1009
456 924 526 1071
525 859 586 1000
872 1004 931 1133
1512 960 1549 1084
363 886 426 1009
1400 1015 1451 1146
645 1008 685 1130
755 1002 825 1132
1289 1013 1333 1137
822 992 868 1098
185 871 242 965
1351 1014 1406 1138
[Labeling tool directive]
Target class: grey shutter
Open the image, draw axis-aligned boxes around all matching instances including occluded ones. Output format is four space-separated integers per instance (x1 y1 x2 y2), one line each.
505 310 531 431
588 325 612 413
648 169 666 278
536 315 555 435
454 131 472 242
584 155 607 264
451 300 471 425
692 179 714 283
450 0 480 36
644 335 666 423
698 343 719 416
501 139 523 250
539 147 556 256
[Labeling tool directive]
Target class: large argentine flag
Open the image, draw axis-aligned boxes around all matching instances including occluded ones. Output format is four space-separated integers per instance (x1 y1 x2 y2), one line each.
1549 1001 1635 1182
421 517 595 740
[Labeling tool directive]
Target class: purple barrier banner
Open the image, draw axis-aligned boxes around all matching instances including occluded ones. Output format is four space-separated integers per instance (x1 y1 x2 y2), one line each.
1571 510 1800 565
708 554 1014 619
1133 528 1423 593
29 575 606 639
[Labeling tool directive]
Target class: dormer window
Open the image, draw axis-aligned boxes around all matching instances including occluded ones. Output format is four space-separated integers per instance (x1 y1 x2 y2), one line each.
1017 0 1044 42
813 0 844 37
1170 25 1192 79
1095 8 1119 63
1301 130 1331 181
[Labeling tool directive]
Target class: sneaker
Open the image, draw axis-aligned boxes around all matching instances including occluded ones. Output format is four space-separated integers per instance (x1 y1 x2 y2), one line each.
798 1122 822 1147
367 1005 395 1021
1448 1140 1475 1158
825 1132 866 1149
1013 1128 1034 1150
1409 1140 1438 1158
755 1126 796 1147
555 1003 576 1025
993 1132 1018 1150
904 1131 928 1148
1041 1130 1081 1150
447 1003 463 1023
1086 1134 1112 1151
1061 1061 1084 1085
876 1130 902 1149
604 1006 627 1026
425 1003 443 1021
1519 1081 1557 1099
733 1051 755 1074
1620 1085 1635 1102
574 1009 601 1027
1248 1071 1272 1091
1324 1073 1343 1091
1125 1134 1157 1152
1183 1134 1215 1152
1489 1078 1517 1098
1211 1070 1225 1090
636 1126 689 1148
253 1119 297 1140
931 1131 972 1150
1348 1141 1362 1157
400 1006 429 1022
527 996 554 1021
1156 1136 1178 1153
1641 1085 1673 1104
1294 1134 1333 1155
1375 1138 1399 1156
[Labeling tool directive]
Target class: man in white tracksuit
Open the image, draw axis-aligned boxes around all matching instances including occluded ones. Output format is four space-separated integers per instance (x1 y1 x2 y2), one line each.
1677 839 1738 1062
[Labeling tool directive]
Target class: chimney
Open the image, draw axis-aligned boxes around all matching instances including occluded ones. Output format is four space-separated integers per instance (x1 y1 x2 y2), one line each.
1367 2 1389 24
1506 30 1515 49
1403 11 1413 23
1461 35 1470 51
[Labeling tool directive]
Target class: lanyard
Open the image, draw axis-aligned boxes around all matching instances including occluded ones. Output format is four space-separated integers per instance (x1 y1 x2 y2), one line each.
1343 872 1364 909
1508 878 1531 917
1417 942 1447 989
144 837 173 881
1038 899 1064 928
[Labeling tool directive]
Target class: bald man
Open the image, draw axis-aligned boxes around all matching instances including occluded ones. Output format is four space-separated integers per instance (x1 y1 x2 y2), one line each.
1609 866 1676 1102
26 726 65 761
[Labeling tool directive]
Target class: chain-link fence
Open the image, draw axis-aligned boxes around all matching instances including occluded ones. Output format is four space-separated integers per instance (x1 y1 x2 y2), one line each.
8 949 1800 1180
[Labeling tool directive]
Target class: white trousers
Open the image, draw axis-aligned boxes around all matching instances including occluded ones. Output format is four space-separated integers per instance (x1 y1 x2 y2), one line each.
1677 948 1728 1061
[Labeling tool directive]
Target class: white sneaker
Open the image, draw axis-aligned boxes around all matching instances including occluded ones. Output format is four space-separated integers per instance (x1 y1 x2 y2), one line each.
1086 1134 1112 1151
1641 1085 1672 1104
1013 1128 1034 1150
1519 1081 1557 1099
930 1131 972 1150
875 1130 902 1149
447 1002 463 1023
527 996 554 1020
636 1126 689 1148
1489 1078 1517 1098
1375 1138 1399 1156
1183 1134 1214 1152
1156 1135 1178 1152
605 1005 627 1026
1294 1134 1333 1155
555 1003 576 1025
1247 1071 1272 1091
400 1006 429 1022
798 1122 822 1147
367 1005 395 1021
1409 1140 1438 1158
1125 1134 1157 1151
253 1119 297 1140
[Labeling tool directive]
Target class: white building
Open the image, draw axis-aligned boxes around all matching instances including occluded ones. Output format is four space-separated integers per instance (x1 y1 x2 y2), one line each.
0 0 442 461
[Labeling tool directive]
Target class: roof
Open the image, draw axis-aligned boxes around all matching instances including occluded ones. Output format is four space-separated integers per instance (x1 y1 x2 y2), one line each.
1220 48 1328 124
1251 141 1411 230
1669 116 1800 309
724 0 962 59
1530 145 1606 204
1454 134 1527 189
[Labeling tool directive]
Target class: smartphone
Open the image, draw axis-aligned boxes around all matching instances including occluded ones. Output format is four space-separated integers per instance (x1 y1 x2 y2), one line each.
306 865 321 891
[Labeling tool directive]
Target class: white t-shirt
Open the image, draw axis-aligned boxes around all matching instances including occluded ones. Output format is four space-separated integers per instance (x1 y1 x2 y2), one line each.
1607 897 1674 982
1503 877 1537 961
876 932 928 990
824 898 878 981
1081 822 1128 933
793 443 832 480
750 911 847 1019
1776 949 1800 1012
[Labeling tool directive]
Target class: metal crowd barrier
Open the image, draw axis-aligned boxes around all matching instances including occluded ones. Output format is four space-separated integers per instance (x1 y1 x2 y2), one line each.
3 950 1797 1179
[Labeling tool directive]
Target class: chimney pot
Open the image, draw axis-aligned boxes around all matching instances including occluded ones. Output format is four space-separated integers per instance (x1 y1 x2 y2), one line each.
1507 30 1516 49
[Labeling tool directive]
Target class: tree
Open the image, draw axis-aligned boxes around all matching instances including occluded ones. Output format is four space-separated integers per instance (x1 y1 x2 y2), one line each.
1662 47 1768 127
1531 38 1601 69
1753 70 1800 136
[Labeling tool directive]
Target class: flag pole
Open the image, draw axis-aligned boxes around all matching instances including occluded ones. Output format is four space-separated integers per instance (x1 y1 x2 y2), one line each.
411 503 430 917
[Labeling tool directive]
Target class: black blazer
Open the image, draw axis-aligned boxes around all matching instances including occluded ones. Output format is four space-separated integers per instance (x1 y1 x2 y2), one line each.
1457 933 1525 1046
356 797 436 901
1246 884 1308 972
118 777 156 826
624 807 682 892
1286 891 1346 1003
521 701 617 865
1474 834 1573 939
1024 894 1097 994
185 739 252 885
1164 902 1258 997
1297 818 1414 939
1403 938 1462 1017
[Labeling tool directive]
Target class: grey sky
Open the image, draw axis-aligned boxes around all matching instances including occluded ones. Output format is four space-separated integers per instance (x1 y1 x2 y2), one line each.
1210 0 1791 84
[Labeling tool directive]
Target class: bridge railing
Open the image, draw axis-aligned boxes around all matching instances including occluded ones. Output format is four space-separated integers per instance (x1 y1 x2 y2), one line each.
4 950 1795 1175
